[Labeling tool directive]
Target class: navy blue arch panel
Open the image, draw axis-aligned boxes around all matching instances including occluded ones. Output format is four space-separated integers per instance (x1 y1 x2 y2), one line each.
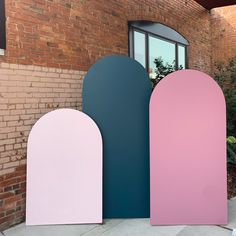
83 55 152 218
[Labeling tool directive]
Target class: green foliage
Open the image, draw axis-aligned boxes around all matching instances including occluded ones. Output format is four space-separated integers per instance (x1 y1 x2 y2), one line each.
227 136 236 164
151 57 183 88
214 56 236 164
214 56 236 136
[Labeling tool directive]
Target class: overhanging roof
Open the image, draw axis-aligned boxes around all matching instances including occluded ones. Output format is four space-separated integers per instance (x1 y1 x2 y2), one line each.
195 0 236 10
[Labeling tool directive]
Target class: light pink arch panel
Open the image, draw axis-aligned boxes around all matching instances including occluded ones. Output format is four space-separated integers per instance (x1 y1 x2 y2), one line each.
150 70 227 225
26 109 102 225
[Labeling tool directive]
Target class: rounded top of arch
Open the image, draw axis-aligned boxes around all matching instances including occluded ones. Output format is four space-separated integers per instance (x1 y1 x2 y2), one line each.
83 55 152 90
28 108 102 142
129 21 189 45
150 69 225 106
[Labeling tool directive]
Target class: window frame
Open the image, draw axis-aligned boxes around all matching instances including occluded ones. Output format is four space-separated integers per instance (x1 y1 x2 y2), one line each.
0 0 6 50
129 22 189 73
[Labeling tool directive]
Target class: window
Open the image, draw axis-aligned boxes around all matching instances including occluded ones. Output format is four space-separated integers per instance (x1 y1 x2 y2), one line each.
0 0 6 50
134 31 146 68
129 21 189 79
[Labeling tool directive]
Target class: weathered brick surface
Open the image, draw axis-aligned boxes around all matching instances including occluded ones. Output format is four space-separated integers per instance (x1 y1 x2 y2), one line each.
0 64 84 172
0 63 84 230
211 5 236 70
0 165 26 230
1 0 212 73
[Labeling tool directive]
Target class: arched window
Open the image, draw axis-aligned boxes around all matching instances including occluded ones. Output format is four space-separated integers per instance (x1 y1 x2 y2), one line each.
129 21 189 79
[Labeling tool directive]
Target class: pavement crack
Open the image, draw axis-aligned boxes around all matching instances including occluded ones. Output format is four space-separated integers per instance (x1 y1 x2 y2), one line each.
80 225 101 236
217 225 233 231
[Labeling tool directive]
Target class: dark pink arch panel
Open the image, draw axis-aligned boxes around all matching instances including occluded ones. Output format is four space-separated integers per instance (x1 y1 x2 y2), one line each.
150 70 227 225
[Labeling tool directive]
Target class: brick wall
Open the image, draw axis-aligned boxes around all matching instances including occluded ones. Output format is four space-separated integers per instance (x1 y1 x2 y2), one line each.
2 0 212 73
0 63 84 230
211 5 236 71
0 165 26 230
0 0 234 231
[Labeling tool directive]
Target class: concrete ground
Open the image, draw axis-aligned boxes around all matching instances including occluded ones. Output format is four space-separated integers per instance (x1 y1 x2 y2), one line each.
1 198 236 236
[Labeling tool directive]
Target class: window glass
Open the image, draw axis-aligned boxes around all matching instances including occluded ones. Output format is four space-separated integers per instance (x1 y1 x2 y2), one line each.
178 45 186 69
148 36 175 79
130 22 188 82
134 31 146 68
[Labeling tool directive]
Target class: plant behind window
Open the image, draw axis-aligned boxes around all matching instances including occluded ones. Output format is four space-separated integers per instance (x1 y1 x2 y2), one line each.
152 57 183 88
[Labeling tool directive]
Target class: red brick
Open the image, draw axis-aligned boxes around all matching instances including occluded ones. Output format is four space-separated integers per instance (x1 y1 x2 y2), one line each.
0 215 14 225
0 166 27 231
2 202 15 211
1 0 213 73
0 178 18 188
4 195 22 205
211 6 236 70
0 192 15 200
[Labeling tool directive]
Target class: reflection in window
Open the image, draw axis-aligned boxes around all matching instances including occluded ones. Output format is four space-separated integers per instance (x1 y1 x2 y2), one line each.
149 36 175 79
129 22 188 84
134 31 146 68
178 45 186 69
